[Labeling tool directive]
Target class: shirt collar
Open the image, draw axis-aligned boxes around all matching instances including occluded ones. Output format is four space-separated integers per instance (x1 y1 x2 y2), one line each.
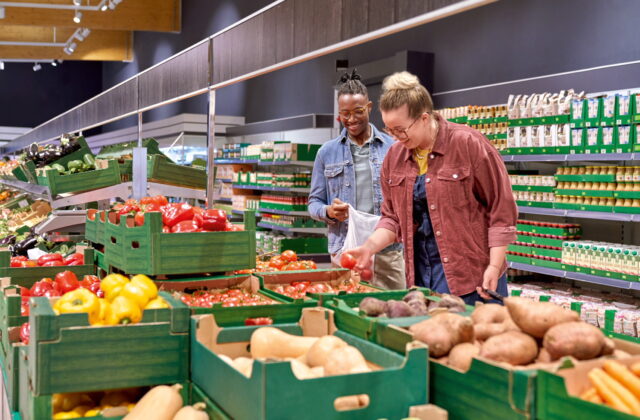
402 113 449 161
340 124 385 144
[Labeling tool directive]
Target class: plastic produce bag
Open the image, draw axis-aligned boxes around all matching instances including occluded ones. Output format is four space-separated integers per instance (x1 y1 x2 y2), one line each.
334 205 380 266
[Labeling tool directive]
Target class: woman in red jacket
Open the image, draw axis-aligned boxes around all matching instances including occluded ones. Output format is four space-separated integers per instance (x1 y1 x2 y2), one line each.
345 71 517 304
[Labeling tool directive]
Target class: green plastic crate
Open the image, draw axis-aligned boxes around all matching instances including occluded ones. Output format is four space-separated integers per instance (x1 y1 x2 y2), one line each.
536 357 640 420
155 274 315 327
257 269 383 305
26 291 189 395
147 155 207 189
37 160 121 196
3 331 21 412
96 138 163 160
190 308 428 420
0 281 27 366
104 211 256 276
0 248 95 288
84 209 106 245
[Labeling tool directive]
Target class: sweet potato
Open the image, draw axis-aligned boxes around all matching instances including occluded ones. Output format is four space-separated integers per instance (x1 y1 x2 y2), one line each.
403 290 426 303
601 337 615 356
434 294 467 313
471 304 509 324
409 313 474 357
536 348 552 363
407 298 428 316
448 342 480 372
505 297 579 338
359 297 388 317
543 322 605 360
480 331 538 365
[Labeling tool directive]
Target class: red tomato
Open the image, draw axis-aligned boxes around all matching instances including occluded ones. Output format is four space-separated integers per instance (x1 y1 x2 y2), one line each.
245 317 273 326
340 253 357 270
280 250 298 263
360 268 373 281
134 211 146 226
41 260 64 267
151 195 169 206
284 285 297 295
268 257 286 269
162 225 171 233
124 199 139 206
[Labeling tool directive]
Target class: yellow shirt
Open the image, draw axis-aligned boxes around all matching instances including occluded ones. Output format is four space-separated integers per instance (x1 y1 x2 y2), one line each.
413 148 430 175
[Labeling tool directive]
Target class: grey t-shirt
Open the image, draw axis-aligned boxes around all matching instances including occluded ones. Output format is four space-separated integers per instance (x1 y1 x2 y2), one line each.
349 127 375 214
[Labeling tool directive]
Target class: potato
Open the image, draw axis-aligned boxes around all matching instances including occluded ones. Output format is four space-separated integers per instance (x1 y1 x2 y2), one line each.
409 313 474 357
474 323 507 341
403 290 426 303
407 299 428 316
435 294 467 313
480 331 538 365
601 337 615 356
536 348 552 363
448 343 480 371
359 297 388 317
386 300 414 318
471 304 509 324
306 336 348 367
543 322 605 360
505 297 579 338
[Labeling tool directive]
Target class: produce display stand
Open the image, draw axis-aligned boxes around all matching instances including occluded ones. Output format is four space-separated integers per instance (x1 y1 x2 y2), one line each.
36 159 122 196
190 307 429 420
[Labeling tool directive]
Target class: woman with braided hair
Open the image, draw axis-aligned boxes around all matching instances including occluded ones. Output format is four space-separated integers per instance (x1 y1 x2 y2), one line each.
308 69 405 289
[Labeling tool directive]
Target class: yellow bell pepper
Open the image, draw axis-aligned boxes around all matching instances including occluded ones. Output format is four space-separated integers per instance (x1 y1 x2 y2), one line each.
105 296 142 325
145 296 169 310
83 408 101 417
100 390 130 407
130 274 158 300
54 289 101 325
53 412 81 419
120 281 152 308
72 405 93 416
100 274 129 301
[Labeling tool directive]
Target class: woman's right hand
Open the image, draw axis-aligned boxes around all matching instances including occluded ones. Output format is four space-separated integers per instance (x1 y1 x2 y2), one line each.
344 246 374 271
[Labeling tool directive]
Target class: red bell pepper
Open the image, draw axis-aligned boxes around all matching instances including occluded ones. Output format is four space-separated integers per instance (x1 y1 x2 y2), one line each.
201 209 227 232
43 288 62 297
245 317 273 326
161 203 195 228
117 204 141 215
19 286 30 297
42 260 64 267
30 280 54 297
10 256 28 267
134 211 146 227
55 271 80 294
80 275 103 297
37 253 63 266
63 253 84 266
171 220 200 233
141 195 168 207
21 260 38 267
20 322 30 345
162 225 171 233
21 300 29 316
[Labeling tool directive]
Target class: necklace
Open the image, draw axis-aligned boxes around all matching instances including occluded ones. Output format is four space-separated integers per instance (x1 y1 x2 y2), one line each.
413 148 430 159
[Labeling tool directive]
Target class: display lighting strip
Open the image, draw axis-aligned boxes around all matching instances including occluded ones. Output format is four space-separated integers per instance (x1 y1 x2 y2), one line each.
0 0 124 22
63 27 91 55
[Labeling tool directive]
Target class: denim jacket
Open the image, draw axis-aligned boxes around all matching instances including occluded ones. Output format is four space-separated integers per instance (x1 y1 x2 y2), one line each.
308 124 397 254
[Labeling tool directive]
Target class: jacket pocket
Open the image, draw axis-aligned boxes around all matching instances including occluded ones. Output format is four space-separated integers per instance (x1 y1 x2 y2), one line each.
324 164 345 197
437 166 471 209
386 172 407 211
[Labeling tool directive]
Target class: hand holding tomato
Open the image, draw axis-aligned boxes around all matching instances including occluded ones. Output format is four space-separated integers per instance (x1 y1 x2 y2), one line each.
341 246 373 272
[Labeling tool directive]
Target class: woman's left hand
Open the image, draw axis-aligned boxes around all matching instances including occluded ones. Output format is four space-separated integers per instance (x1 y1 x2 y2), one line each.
477 265 501 299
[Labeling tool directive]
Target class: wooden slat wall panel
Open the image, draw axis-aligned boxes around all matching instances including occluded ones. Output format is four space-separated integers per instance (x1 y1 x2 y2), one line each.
293 0 342 57
342 0 368 40
261 1 295 66
395 0 460 22
368 0 396 31
138 42 209 109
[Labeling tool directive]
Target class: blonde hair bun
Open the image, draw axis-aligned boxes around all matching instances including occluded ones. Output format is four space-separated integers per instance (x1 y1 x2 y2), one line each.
382 71 421 91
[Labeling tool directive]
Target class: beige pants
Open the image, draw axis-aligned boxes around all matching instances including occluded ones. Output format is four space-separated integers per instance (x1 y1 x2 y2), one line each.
372 248 406 290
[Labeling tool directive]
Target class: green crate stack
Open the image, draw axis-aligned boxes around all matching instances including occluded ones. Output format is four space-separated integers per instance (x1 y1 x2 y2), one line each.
147 155 207 189
104 211 256 276
190 308 428 420
36 159 122 196
12 137 93 183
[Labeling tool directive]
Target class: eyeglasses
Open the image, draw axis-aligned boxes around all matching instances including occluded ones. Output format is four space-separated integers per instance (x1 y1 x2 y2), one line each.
383 117 420 140
338 104 370 120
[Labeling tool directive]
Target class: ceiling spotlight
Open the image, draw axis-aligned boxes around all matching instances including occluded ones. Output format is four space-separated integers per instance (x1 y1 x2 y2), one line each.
51 61 58 67
33 63 42 72
73 10 82 23
72 0 82 5
100 2 108 11
108 1 116 10
0 61 4 71
80 28 91 38
0 6 5 19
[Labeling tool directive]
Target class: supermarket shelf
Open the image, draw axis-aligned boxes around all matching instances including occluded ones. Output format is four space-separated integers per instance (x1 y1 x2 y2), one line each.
0 178 49 199
257 222 327 234
258 207 309 216
508 261 640 290
259 160 314 167
233 184 311 193
517 206 640 222
503 153 637 162
214 159 260 164
232 209 261 216
214 197 232 203
34 210 87 234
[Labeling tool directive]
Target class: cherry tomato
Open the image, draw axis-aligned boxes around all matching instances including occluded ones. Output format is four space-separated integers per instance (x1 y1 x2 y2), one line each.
360 268 373 281
340 253 357 270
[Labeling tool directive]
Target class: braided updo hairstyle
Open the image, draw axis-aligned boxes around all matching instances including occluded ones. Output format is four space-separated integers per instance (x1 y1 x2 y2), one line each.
380 71 434 119
336 69 368 98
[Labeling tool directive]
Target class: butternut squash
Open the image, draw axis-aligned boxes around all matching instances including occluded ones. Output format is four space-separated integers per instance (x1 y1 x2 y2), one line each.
306 335 348 367
250 327 318 359
324 346 370 376
173 402 209 420
124 384 183 420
